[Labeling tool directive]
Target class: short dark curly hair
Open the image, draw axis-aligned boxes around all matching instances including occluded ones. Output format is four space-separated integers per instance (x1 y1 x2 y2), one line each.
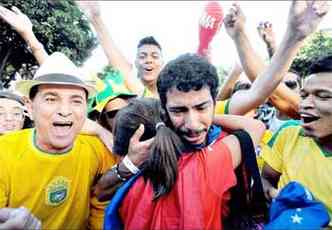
157 53 219 108
307 55 332 76
137 36 162 51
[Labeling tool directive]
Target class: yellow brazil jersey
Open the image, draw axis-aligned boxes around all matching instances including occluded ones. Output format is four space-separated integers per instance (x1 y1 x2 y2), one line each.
0 129 117 230
215 100 230 115
261 122 332 220
142 87 160 98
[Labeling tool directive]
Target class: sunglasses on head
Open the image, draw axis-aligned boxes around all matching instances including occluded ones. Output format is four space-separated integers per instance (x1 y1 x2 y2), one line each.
104 110 119 119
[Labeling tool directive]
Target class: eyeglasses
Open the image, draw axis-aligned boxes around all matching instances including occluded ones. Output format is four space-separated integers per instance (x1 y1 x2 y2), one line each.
104 110 119 120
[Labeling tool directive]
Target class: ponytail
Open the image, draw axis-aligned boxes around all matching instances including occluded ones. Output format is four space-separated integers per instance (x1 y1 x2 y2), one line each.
144 123 184 200
112 97 185 200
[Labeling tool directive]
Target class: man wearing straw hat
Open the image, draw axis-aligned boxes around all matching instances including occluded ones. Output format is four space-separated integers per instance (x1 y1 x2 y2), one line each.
0 52 117 229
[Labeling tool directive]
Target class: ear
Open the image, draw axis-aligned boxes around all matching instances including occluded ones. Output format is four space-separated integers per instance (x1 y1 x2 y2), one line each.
134 57 140 69
24 97 34 121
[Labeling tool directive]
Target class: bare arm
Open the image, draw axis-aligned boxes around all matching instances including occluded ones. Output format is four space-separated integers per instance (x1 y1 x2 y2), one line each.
261 163 281 201
224 2 328 118
217 62 243 101
76 1 144 96
81 119 113 152
0 6 48 65
224 4 299 118
94 124 154 201
214 115 266 168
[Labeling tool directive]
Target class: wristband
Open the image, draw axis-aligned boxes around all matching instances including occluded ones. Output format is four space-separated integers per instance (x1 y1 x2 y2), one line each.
122 155 140 174
112 164 126 182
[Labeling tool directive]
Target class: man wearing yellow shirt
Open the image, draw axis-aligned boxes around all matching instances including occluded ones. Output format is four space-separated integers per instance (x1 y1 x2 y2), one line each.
76 1 163 99
0 52 117 229
261 55 332 222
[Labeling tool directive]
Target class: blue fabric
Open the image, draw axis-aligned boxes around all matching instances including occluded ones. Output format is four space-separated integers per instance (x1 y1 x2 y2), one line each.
104 173 141 230
265 181 330 229
103 125 222 230
187 125 222 150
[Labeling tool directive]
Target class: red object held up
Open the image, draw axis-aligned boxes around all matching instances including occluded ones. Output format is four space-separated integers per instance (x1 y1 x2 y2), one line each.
197 1 224 57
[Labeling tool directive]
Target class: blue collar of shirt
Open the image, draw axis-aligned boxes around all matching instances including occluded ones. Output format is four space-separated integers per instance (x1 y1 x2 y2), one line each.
185 125 222 150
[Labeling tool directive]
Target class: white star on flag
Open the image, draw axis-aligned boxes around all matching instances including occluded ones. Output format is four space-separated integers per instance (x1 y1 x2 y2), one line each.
291 213 303 224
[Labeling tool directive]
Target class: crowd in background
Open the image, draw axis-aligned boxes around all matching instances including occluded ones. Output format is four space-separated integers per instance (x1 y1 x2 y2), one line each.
0 1 332 229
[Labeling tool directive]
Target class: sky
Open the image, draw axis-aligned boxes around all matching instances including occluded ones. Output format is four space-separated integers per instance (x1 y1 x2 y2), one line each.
81 1 332 79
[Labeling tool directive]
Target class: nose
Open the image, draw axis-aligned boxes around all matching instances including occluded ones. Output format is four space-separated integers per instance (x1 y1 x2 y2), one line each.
145 55 153 64
299 94 314 111
4 113 14 121
57 103 72 117
184 110 201 131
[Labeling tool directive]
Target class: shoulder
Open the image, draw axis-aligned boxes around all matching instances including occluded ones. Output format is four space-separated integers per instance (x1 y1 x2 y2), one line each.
76 134 117 162
0 129 33 161
76 134 109 152
0 129 32 151
207 133 239 169
267 120 302 147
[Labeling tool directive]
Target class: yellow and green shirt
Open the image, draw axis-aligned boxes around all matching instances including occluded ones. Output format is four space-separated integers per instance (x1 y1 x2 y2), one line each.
261 122 332 220
0 129 117 229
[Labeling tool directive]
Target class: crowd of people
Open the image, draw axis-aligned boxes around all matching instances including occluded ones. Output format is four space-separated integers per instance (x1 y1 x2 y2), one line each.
0 0 331 229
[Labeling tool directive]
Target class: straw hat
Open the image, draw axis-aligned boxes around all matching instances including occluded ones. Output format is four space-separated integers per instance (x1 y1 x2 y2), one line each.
15 52 97 98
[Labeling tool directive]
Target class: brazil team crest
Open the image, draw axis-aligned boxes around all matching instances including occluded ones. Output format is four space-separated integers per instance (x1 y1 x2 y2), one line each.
45 177 70 206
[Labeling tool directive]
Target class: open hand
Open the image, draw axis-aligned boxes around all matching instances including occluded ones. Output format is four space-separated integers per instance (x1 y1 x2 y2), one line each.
0 6 33 35
287 0 329 41
127 124 154 168
75 1 101 19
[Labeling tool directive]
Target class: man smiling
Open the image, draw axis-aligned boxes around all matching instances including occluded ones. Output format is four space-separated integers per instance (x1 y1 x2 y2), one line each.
0 52 117 229
261 55 332 223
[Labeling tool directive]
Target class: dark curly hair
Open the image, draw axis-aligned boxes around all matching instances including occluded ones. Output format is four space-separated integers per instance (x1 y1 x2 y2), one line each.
307 55 332 76
157 53 219 109
137 36 162 51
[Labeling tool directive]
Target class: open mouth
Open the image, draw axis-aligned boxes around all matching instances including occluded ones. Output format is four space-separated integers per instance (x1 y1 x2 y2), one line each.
301 115 320 124
183 130 206 144
53 121 73 127
144 67 153 72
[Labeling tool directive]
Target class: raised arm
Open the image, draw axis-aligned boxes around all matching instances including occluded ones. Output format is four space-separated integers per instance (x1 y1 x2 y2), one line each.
214 114 266 168
257 21 277 59
76 1 144 96
0 6 48 65
217 61 243 101
224 2 328 118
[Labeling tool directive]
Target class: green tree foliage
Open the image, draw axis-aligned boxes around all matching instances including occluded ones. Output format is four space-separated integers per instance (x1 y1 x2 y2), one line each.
291 30 332 78
0 0 97 88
